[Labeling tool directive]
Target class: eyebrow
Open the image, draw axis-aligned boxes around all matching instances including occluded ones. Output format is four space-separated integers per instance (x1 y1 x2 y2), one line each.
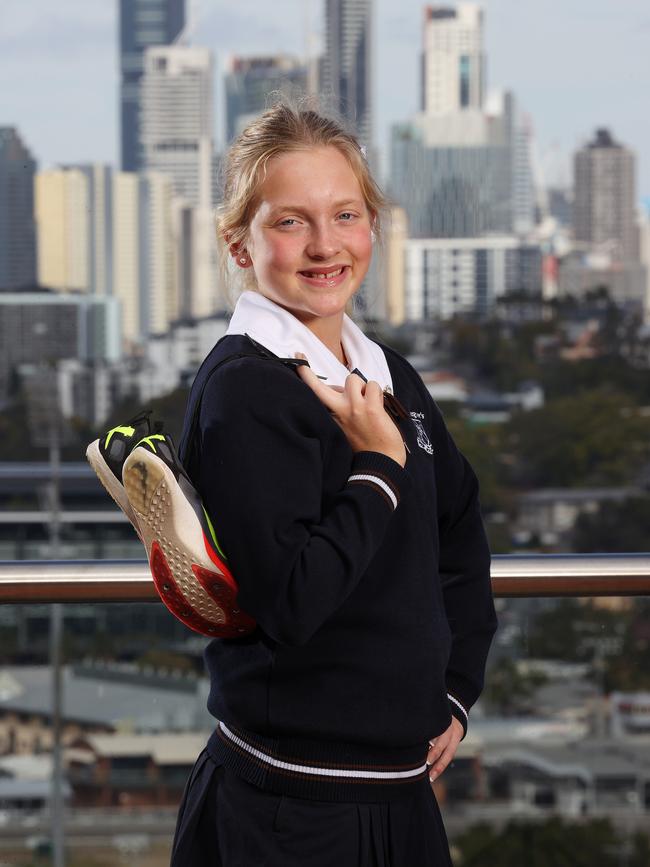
268 199 365 216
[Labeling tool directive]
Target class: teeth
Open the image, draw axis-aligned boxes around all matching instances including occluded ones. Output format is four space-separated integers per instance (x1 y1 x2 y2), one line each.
304 267 344 279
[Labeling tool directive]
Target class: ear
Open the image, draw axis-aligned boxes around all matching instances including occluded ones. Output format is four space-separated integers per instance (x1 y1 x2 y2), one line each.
226 236 253 269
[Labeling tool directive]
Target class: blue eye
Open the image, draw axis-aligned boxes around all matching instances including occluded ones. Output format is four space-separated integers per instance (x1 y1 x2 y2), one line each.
279 218 298 227
338 212 355 221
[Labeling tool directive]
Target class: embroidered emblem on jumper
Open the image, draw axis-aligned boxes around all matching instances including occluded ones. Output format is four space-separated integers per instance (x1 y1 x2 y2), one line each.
409 411 433 454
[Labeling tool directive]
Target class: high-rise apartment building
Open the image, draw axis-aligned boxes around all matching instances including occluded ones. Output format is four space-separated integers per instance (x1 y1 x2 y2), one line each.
404 236 542 320
390 92 522 239
421 4 484 115
140 45 217 320
73 165 114 297
119 0 185 172
113 171 175 344
35 165 114 296
323 0 373 146
224 56 309 143
390 0 536 242
573 128 637 261
140 45 213 209
0 290 121 405
0 128 37 290
35 169 90 292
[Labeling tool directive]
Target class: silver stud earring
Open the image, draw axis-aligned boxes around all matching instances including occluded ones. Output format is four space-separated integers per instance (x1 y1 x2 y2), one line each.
239 257 247 265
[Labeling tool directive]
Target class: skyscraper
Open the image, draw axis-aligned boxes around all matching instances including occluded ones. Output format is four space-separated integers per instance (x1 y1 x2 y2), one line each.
323 0 373 146
72 165 114 297
35 169 90 292
224 56 309 144
389 1 536 242
389 94 516 238
119 0 185 172
421 4 484 115
0 128 37 290
113 171 175 344
573 128 637 261
140 45 213 209
139 44 216 319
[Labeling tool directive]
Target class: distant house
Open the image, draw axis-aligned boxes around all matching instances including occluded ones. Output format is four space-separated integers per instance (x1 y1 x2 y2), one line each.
483 739 650 815
0 664 213 757
421 371 469 403
515 487 639 546
67 732 208 807
462 382 544 424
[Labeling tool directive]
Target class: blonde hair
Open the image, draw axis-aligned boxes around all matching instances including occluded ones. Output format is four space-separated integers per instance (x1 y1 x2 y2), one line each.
215 99 388 309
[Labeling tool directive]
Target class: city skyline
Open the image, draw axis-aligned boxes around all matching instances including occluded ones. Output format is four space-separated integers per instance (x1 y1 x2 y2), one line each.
2 0 649 194
0 0 650 197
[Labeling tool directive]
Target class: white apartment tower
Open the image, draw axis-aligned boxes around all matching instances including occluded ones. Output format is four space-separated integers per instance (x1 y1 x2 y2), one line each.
140 44 218 319
140 45 213 210
421 4 484 116
113 171 175 345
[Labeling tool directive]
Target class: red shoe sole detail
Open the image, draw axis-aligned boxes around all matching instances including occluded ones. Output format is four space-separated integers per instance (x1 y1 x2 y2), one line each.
149 541 253 638
202 530 238 592
192 564 256 634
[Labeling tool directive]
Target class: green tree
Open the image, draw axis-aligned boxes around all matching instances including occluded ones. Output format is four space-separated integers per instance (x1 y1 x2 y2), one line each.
483 657 548 715
455 817 632 867
572 497 650 554
505 390 650 488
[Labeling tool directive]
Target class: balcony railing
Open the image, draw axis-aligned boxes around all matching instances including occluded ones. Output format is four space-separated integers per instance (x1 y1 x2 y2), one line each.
1 553 650 603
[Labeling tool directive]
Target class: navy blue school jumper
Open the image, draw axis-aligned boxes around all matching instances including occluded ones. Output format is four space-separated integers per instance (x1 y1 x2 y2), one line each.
171 333 497 866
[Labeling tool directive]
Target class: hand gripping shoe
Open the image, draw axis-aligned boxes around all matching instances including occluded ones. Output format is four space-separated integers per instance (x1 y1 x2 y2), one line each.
85 411 160 541
122 432 256 639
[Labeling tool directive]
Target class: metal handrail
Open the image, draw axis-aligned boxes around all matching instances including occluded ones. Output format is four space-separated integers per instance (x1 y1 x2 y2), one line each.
0 554 649 603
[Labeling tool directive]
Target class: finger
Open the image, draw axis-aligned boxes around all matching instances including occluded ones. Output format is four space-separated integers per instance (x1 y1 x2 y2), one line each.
363 379 385 408
429 741 458 782
295 355 348 413
344 370 367 404
427 732 451 765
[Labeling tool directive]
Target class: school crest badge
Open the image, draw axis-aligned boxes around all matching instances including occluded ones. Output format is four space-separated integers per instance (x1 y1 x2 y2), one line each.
409 411 433 455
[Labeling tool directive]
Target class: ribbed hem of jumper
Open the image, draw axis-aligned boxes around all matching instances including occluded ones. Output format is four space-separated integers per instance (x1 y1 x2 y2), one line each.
207 723 430 803
346 451 408 512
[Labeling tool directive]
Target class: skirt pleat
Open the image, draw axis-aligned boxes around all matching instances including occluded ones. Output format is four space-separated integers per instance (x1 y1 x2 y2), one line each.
171 748 453 867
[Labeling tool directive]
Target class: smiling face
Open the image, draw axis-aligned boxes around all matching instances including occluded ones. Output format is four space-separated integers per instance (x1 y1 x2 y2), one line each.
240 146 374 339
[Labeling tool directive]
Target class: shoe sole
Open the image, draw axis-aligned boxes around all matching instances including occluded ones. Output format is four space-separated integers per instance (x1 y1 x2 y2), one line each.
122 447 256 638
86 439 142 541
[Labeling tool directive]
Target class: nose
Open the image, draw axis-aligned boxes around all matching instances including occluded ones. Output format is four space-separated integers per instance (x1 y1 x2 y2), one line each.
305 221 341 261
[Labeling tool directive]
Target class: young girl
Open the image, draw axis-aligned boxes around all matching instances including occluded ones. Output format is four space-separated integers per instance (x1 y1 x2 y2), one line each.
170 103 497 867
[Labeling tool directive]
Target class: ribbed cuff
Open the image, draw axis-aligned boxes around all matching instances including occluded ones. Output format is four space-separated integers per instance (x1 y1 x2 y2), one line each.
347 451 410 512
447 692 469 740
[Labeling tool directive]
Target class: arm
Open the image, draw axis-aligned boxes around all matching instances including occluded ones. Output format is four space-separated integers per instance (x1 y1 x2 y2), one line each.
197 358 412 647
429 398 498 737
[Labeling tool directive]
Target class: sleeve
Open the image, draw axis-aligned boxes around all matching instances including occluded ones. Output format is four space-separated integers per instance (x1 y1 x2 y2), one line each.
197 358 413 647
428 395 498 738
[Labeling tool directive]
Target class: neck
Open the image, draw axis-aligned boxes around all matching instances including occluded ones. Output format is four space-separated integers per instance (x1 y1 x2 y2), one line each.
305 316 346 365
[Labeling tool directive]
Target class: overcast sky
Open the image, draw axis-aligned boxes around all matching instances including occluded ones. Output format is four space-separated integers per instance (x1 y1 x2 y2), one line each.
2 0 649 194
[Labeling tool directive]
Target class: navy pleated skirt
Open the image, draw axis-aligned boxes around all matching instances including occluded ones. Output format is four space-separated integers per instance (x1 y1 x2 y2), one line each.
171 748 453 867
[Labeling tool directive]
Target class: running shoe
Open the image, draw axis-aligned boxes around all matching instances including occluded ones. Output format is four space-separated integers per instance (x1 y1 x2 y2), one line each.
122 432 256 639
86 411 159 541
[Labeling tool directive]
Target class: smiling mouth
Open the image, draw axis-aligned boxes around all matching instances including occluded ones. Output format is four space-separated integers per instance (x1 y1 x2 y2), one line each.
299 266 347 279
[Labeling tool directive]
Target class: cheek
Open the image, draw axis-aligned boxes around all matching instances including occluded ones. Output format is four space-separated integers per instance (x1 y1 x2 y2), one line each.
259 235 301 272
350 227 373 262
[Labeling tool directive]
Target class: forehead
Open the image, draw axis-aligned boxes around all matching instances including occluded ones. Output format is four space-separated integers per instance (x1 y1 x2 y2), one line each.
255 146 364 212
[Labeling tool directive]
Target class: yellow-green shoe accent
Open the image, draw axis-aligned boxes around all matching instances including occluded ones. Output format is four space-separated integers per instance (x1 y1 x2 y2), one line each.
104 424 136 448
202 506 227 561
134 433 167 454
